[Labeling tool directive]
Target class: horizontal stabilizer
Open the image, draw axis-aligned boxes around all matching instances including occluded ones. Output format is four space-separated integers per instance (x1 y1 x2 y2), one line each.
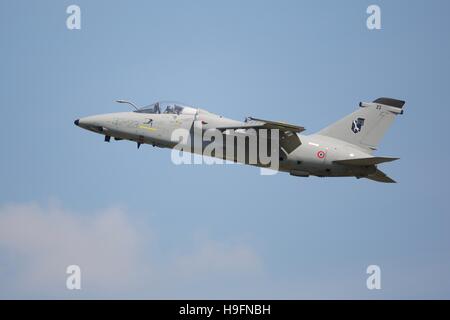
366 169 396 183
333 157 399 166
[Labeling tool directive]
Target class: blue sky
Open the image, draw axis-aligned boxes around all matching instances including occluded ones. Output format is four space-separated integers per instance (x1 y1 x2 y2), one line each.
0 0 449 299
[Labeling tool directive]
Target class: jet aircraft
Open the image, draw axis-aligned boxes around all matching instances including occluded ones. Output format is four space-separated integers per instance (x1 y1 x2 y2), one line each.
74 97 405 183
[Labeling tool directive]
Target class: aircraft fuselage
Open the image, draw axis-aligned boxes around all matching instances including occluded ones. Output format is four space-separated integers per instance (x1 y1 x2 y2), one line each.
75 108 375 179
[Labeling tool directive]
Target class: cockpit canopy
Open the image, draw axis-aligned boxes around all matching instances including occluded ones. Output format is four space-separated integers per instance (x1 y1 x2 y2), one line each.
134 101 197 115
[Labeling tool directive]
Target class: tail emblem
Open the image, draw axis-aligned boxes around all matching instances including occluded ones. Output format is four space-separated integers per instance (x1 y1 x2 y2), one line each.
351 117 365 133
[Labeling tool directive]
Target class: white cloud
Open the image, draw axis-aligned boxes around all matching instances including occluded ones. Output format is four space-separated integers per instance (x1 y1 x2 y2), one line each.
1 202 448 299
174 241 263 278
0 202 264 298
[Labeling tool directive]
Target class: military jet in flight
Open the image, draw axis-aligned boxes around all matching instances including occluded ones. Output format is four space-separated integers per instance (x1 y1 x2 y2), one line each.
74 97 405 183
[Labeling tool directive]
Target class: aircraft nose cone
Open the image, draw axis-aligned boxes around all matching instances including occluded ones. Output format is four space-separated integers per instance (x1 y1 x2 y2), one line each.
74 119 80 126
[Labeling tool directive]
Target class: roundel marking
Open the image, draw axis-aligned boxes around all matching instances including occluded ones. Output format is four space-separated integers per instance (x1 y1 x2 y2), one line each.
316 150 326 159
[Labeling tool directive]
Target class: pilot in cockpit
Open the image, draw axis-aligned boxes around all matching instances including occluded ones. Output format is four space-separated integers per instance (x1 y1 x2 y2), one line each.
164 105 174 114
154 102 161 114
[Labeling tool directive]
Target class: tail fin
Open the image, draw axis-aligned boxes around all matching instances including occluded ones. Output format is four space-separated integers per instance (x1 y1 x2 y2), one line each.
317 97 405 153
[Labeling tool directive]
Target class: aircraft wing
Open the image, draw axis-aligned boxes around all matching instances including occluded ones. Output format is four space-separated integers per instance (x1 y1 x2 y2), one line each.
216 117 305 133
215 117 305 154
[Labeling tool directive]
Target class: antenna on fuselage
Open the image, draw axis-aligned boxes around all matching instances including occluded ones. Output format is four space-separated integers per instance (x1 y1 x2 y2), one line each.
115 100 140 110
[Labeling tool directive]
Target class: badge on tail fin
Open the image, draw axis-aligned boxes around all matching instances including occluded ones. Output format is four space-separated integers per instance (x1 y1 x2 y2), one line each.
351 117 365 133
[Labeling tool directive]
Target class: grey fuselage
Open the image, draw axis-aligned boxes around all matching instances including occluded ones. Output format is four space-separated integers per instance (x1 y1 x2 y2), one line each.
75 106 375 179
